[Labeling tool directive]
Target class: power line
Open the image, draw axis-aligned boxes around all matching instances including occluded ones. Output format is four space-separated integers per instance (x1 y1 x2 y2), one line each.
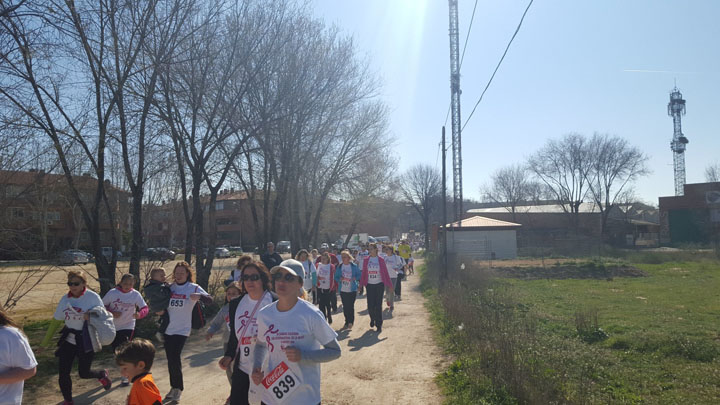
444 0 479 128
461 0 534 132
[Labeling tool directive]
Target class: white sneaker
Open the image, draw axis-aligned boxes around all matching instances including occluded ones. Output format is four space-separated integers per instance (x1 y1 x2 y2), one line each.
165 388 182 402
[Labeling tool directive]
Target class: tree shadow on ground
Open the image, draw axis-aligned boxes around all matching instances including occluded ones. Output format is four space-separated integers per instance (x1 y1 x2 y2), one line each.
68 385 117 405
347 330 386 352
187 347 224 367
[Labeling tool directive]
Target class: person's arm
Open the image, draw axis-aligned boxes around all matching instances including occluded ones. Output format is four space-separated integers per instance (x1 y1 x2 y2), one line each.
134 306 149 319
252 338 268 371
0 365 36 384
41 319 64 347
296 339 341 363
206 305 228 337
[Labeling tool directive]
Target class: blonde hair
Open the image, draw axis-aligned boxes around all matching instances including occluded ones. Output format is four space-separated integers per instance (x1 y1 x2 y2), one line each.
150 268 166 278
67 270 88 284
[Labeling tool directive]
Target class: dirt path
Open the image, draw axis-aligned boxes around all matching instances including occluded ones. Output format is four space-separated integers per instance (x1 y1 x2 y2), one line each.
26 260 446 404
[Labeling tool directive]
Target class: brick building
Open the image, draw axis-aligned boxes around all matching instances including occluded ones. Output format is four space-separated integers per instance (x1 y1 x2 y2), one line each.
659 182 720 245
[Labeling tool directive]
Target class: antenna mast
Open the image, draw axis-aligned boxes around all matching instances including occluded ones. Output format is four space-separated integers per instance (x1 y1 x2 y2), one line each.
448 0 463 220
667 87 688 196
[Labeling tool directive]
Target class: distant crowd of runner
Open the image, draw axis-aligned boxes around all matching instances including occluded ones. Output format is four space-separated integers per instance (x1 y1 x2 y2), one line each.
0 240 414 405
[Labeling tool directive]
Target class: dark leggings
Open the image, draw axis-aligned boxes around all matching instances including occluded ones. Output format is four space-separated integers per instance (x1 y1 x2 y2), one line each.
57 340 104 401
164 334 188 390
111 329 134 351
395 274 402 298
340 291 356 325
230 367 251 405
330 289 338 312
318 289 333 319
366 283 384 328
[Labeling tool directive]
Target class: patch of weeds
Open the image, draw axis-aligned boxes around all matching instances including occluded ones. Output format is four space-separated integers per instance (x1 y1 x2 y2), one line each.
574 308 609 343
436 358 518 405
664 336 719 362
608 337 632 350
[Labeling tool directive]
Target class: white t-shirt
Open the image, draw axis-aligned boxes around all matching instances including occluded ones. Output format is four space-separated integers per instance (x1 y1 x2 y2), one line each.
384 255 404 278
0 326 37 405
255 299 337 405
316 264 332 290
165 282 209 336
235 292 274 374
339 264 354 293
102 288 147 331
366 257 382 285
302 260 316 291
53 289 104 345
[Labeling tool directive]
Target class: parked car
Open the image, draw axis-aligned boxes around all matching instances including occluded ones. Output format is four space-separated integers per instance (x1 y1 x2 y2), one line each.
215 247 231 258
59 250 89 265
145 247 176 261
276 241 291 253
67 249 93 262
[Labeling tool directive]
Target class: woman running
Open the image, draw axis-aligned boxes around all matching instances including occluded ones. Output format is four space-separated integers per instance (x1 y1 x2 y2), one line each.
162 261 211 402
295 249 317 304
251 264 341 405
0 307 37 405
315 253 336 323
383 246 405 308
219 262 275 405
334 250 362 330
102 273 148 385
206 282 243 396
359 243 393 333
44 270 111 404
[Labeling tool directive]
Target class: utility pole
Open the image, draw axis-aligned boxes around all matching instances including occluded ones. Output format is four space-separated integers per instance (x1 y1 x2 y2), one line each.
448 0 463 221
441 127 448 280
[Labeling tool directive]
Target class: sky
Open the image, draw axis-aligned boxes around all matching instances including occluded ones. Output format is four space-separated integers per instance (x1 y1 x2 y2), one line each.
311 0 720 207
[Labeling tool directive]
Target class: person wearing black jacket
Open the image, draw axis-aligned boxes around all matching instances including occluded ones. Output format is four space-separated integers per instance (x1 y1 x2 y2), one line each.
260 242 283 271
218 262 276 405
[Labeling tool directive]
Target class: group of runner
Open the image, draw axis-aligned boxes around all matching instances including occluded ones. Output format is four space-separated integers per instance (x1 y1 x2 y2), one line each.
3 240 414 405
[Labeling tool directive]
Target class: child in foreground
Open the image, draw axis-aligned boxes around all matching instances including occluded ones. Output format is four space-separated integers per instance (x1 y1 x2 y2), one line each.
115 338 162 405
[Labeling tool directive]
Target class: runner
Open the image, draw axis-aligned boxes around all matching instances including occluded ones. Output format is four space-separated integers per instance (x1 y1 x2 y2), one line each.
102 273 148 385
398 240 411 263
315 253 336 323
0 307 37 405
359 243 393 333
43 270 112 404
226 255 253 286
206 283 243 390
251 264 341 404
219 263 275 405
355 245 369 296
162 261 212 403
407 254 415 275
334 250 362 330
384 247 405 306
295 249 317 304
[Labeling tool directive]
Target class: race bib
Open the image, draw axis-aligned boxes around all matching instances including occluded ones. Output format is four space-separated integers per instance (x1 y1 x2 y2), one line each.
169 298 185 308
341 277 351 290
239 336 253 360
262 361 300 403
368 270 379 281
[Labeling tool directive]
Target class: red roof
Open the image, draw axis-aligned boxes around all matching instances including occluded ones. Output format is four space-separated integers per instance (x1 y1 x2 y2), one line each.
445 215 521 230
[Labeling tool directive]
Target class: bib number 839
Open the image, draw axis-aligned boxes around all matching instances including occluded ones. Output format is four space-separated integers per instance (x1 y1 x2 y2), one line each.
272 375 295 399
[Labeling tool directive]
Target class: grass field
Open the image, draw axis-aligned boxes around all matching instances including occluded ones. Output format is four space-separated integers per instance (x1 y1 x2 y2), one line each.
423 252 720 404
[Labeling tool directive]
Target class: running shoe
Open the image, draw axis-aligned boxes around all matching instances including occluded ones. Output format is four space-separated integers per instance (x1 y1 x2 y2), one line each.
155 332 164 342
328 315 333 324
121 376 129 386
165 388 182 402
98 369 112 390
376 326 382 333
347 323 353 330
370 319 375 328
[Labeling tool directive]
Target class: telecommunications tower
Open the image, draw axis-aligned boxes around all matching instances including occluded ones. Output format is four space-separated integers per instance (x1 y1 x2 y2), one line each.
667 87 689 196
448 0 463 220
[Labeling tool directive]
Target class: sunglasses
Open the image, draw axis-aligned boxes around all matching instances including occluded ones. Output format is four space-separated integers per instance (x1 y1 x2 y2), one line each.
241 274 261 282
67 281 82 287
272 272 298 282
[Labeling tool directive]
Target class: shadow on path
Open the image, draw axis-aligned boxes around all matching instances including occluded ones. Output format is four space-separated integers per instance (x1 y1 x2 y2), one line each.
347 330 387 352
187 347 224 367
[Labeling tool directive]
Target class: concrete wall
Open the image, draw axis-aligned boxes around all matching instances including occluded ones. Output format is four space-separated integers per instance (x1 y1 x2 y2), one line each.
446 229 517 259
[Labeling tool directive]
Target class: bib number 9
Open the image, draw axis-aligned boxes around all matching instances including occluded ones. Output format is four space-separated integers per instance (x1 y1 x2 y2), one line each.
169 299 184 307
243 346 250 357
272 375 295 399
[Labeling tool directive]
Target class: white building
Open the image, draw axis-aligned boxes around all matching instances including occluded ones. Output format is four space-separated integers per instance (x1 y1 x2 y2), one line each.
441 216 520 259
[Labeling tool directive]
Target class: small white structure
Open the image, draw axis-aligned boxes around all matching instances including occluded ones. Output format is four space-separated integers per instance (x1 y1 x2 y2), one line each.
442 216 520 260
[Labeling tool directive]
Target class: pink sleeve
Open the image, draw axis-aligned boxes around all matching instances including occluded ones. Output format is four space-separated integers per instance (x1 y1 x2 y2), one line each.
136 306 149 319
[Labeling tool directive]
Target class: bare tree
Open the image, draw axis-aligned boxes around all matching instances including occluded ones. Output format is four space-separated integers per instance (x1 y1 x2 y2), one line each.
482 163 544 221
528 133 592 232
400 164 442 249
585 133 649 239
705 161 720 182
